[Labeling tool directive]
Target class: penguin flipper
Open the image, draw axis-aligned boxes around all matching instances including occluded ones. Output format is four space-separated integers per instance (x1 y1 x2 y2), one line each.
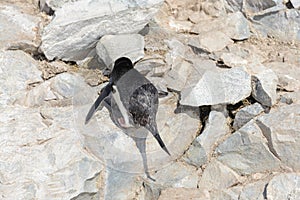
85 83 112 124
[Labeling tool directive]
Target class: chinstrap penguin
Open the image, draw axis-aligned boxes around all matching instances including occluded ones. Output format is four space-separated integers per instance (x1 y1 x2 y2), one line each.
85 57 170 156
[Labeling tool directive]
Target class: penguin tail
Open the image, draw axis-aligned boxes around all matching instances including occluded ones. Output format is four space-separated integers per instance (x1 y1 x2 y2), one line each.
153 133 171 156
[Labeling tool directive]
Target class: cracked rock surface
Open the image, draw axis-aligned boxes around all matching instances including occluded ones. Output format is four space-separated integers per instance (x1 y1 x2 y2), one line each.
1 0 300 199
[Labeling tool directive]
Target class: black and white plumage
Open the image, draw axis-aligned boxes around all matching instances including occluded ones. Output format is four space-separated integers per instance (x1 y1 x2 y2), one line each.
85 57 170 156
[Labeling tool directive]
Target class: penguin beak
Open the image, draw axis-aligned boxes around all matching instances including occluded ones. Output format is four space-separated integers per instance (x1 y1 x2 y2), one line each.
85 82 113 124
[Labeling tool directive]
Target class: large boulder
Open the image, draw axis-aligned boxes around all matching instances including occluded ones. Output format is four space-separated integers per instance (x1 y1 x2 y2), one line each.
180 67 251 107
40 0 163 62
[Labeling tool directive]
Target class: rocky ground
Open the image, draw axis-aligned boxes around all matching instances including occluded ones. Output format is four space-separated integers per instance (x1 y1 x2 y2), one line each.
1 0 300 199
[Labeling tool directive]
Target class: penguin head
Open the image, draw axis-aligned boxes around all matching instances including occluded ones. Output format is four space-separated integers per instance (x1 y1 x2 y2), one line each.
111 57 134 83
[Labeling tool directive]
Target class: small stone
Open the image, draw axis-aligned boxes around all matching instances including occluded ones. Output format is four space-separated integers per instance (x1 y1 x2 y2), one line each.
233 103 264 130
189 31 234 52
251 69 278 107
96 34 145 68
165 60 192 92
220 52 248 68
266 173 300 200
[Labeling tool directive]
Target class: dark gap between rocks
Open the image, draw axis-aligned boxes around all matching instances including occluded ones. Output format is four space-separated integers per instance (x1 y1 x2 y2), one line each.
285 1 294 9
227 96 258 127
39 0 55 16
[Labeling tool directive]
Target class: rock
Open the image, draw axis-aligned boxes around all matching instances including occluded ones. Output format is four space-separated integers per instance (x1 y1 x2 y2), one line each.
251 69 278 107
252 9 300 41
153 162 199 188
291 0 300 8
135 58 165 76
184 111 229 167
191 12 250 41
96 34 145 68
23 72 97 107
165 60 192 92
189 31 234 52
257 104 300 171
266 62 300 92
168 17 193 33
41 0 163 62
0 50 43 106
38 61 68 80
105 169 143 200
180 67 251 107
266 173 300 200
233 103 264 130
159 188 209 200
198 160 242 191
210 187 242 200
225 0 283 14
0 106 103 199
216 120 281 175
239 179 268 200
0 4 40 50
219 52 248 68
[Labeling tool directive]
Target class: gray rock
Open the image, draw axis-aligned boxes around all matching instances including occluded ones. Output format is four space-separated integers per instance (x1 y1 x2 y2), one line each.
191 12 250 41
153 161 199 188
23 72 97 107
257 104 300 171
239 179 267 200
165 60 192 92
220 52 248 68
0 106 103 199
105 169 143 200
291 0 300 8
0 50 43 106
216 120 281 175
189 31 233 52
0 4 40 50
251 69 278 107
266 173 300 200
266 62 300 92
96 34 145 68
233 103 264 130
210 187 242 200
252 9 300 41
180 67 251 107
41 0 163 62
225 0 283 13
184 111 229 167
198 160 242 191
135 58 165 76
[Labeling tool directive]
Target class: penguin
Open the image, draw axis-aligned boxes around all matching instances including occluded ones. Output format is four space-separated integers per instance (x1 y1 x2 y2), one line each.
85 57 170 156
